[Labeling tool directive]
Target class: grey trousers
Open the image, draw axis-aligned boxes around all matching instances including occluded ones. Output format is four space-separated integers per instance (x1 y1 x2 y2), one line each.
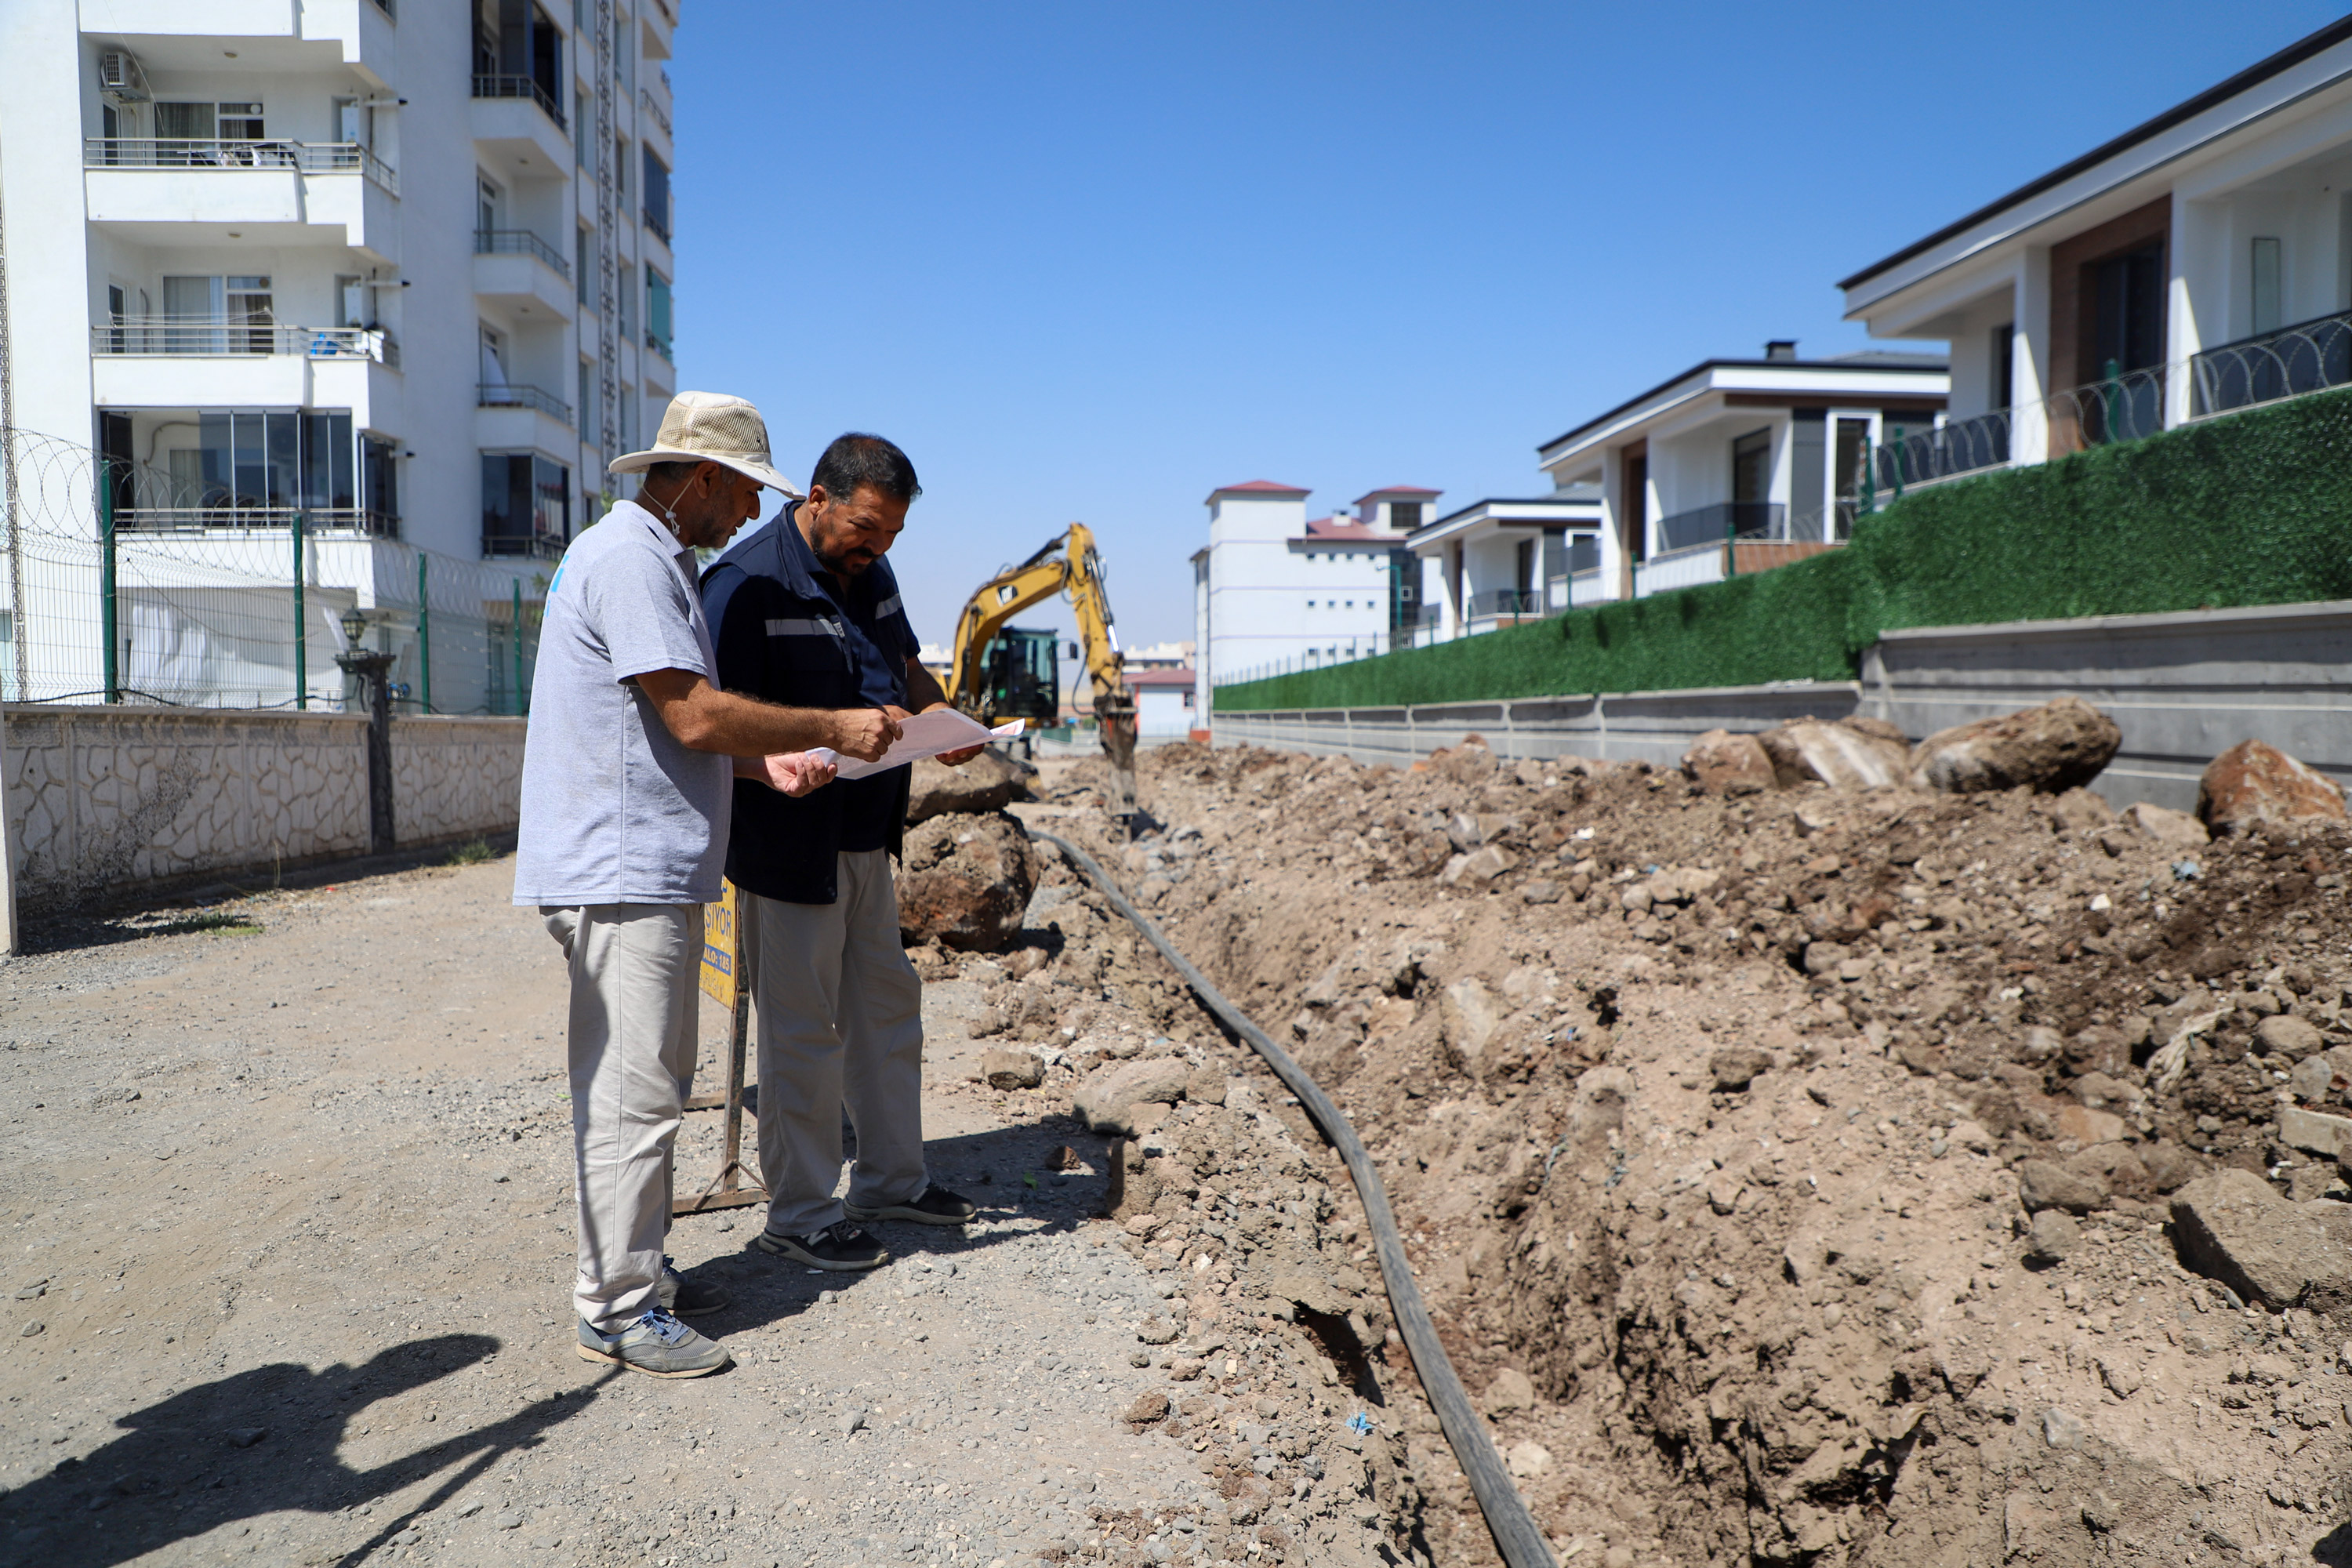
543 902 700 1330
747 849 928 1237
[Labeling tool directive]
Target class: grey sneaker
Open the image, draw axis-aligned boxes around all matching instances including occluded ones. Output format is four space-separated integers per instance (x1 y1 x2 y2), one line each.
845 1184 976 1227
659 1255 729 1317
575 1309 730 1378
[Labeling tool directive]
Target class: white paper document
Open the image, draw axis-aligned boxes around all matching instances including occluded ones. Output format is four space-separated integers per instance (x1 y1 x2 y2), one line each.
805 710 1025 781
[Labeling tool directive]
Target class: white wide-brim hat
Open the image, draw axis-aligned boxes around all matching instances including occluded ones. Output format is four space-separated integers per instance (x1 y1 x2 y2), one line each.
608 390 804 498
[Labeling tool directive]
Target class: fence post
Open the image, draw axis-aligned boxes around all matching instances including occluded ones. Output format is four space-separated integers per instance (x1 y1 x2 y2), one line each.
292 511 307 710
99 461 118 703
416 551 430 714
510 578 524 717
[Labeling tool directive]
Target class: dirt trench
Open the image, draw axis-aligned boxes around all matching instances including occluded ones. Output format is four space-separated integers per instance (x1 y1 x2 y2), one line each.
1033 741 2352 1567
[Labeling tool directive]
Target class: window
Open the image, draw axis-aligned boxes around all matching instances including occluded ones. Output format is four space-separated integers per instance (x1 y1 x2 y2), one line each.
577 359 597 439
575 227 593 306
361 436 398 528
163 410 354 517
614 136 629 201
1730 428 1772 506
574 88 593 167
1831 418 1871 540
217 103 264 140
619 263 637 338
481 452 570 555
1990 322 2015 411
2252 237 2283 336
479 325 508 390
1567 534 1600 575
645 269 672 358
1389 501 1421 532
1515 538 1536 593
642 147 672 241
477 175 501 239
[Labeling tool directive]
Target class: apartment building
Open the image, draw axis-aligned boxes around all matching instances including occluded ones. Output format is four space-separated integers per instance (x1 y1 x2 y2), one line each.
0 0 682 711
1189 482 1431 711
1840 15 2352 483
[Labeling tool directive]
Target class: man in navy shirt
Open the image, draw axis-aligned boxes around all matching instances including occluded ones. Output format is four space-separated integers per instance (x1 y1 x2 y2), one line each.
702 433 978 1270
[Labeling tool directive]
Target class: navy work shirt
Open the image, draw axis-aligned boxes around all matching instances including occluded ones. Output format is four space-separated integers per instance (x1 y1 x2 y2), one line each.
700 502 918 905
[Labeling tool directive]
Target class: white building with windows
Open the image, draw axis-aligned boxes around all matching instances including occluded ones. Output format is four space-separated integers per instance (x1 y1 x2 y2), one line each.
1404 486 1602 640
0 0 683 711
1840 15 2352 481
1535 343 1947 603
1189 481 1430 712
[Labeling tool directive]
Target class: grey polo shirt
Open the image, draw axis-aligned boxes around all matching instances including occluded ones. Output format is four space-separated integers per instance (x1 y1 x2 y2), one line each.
513 499 732 907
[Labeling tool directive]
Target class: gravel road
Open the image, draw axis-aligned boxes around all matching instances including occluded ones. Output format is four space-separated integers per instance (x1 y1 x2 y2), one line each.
0 846 1409 1568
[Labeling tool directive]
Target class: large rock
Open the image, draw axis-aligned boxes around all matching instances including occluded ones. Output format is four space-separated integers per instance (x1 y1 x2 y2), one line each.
2169 1167 2352 1316
1072 1057 1189 1134
2197 739 2348 837
1907 696 2122 794
895 811 1039 952
1756 719 1910 790
905 747 1032 824
1682 729 1775 796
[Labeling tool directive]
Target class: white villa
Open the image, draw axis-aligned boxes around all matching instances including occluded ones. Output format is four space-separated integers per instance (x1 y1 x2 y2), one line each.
1403 486 1602 641
1839 15 2352 480
1534 343 1948 604
0 0 683 711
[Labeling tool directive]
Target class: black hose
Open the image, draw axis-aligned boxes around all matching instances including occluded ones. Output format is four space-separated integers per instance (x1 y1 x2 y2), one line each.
1025 827 1558 1568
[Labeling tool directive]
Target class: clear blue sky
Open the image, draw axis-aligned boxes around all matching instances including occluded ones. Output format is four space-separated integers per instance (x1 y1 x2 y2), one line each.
670 2 2346 655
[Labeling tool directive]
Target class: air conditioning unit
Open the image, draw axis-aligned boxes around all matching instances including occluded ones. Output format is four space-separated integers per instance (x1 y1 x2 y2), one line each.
98 49 149 100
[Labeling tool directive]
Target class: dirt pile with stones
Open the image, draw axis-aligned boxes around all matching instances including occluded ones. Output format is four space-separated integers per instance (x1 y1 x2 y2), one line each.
1029 736 2352 1567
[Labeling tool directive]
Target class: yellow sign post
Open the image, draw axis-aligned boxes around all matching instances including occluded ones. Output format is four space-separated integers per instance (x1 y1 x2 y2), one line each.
676 880 767 1216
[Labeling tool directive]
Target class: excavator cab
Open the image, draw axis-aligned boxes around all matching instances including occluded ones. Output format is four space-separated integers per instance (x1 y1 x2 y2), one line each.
977 626 1061 729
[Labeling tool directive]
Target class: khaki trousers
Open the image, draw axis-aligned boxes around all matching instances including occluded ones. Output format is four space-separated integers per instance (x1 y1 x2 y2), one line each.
746 850 928 1237
543 902 700 1330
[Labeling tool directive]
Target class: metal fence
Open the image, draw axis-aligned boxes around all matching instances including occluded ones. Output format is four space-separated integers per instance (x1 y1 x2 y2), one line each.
1 428 543 713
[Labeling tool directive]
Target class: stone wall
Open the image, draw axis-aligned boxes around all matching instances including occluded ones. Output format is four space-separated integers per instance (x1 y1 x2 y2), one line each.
2 706 527 910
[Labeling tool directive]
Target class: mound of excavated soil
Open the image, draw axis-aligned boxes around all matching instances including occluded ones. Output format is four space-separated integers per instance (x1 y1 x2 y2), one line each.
1039 740 2352 1567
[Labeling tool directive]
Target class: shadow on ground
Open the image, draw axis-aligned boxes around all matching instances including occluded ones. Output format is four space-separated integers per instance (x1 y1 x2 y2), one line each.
0 1333 615 1568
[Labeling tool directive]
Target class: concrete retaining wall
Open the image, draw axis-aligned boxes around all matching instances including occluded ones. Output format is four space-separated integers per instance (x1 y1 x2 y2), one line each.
1214 600 2352 815
2 706 526 909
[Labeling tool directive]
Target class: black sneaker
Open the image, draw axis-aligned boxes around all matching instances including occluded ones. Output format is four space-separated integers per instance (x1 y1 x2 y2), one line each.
753 1220 889 1272
844 1185 976 1227
659 1255 730 1317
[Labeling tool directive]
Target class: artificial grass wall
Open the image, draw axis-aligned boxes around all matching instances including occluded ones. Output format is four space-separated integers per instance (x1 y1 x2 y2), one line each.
1215 386 2352 712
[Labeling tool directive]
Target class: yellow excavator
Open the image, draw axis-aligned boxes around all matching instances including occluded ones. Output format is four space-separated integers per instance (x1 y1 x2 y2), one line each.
944 523 1138 824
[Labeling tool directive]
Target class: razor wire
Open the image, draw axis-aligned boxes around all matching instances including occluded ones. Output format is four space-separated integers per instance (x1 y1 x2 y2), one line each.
2 427 544 713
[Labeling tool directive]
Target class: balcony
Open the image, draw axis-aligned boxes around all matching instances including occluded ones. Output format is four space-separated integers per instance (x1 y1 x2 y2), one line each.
1567 567 1611 608
2046 364 2165 456
90 321 400 423
1656 501 1785 553
93 321 397 366
2190 308 2352 418
474 230 574 317
85 140 396 257
93 1 396 83
470 78 571 172
473 74 564 129
476 383 574 454
115 505 397 538
640 85 673 140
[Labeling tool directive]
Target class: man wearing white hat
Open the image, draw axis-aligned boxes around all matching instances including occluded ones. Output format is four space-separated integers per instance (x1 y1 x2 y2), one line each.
516 391 900 1378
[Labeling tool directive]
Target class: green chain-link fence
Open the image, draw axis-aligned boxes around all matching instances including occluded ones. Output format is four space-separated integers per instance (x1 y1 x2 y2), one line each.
2 427 543 713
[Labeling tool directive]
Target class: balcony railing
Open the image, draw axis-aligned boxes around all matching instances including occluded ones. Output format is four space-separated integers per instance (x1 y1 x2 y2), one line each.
478 383 573 425
640 87 672 137
1656 501 1784 553
473 74 565 130
642 204 670 245
83 137 397 192
483 530 568 562
92 320 400 367
2191 308 2352 417
116 506 398 537
1467 587 1544 619
474 227 571 278
2047 363 2166 454
646 330 673 363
